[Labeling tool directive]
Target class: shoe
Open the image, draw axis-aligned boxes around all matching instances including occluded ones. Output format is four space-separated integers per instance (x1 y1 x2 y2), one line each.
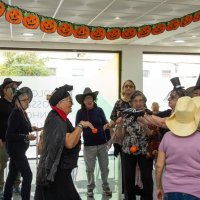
87 189 94 197
103 187 112 196
13 186 21 194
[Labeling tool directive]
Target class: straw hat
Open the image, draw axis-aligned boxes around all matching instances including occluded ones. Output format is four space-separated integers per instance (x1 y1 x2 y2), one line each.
166 96 200 137
75 87 99 104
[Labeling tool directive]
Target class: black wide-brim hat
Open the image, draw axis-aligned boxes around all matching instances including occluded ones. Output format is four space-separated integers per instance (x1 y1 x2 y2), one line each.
49 84 73 106
76 87 99 104
0 78 22 94
13 87 33 103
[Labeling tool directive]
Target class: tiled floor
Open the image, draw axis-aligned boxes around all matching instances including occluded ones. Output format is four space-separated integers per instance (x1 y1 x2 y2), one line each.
7 156 156 200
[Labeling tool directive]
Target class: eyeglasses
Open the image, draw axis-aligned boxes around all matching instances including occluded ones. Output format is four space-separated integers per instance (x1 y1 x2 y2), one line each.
19 98 29 102
168 95 178 100
124 85 134 88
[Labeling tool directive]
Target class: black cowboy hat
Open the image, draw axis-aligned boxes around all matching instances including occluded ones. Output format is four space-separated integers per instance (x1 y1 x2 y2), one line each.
186 74 200 96
49 84 73 106
13 87 33 103
0 78 22 95
75 87 99 104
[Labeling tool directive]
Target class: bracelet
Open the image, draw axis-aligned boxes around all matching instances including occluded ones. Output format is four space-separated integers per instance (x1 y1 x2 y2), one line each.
77 123 83 130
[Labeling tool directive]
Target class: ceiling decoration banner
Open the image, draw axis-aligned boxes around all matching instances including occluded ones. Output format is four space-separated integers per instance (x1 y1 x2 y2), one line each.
0 0 200 40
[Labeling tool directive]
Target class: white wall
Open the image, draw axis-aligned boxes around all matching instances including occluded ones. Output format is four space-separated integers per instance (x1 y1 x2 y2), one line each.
1 41 200 90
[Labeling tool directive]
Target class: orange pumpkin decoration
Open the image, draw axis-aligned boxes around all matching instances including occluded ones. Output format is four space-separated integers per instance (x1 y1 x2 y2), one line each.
180 15 193 27
121 27 136 39
40 18 57 33
5 7 22 24
106 28 121 40
151 23 166 35
130 145 138 153
73 25 90 39
57 22 73 37
0 2 5 17
92 128 98 134
193 11 200 22
137 25 151 38
90 27 106 40
166 19 180 31
22 13 39 29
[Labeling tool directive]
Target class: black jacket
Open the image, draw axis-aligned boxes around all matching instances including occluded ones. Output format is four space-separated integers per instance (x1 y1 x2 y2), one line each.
0 97 14 142
36 110 80 186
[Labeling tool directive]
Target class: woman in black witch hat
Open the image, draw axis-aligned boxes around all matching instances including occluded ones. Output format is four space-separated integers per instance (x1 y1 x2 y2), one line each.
3 87 37 200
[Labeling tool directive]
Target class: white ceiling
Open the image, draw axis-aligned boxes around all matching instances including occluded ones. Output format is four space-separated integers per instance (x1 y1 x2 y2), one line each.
1 0 200 47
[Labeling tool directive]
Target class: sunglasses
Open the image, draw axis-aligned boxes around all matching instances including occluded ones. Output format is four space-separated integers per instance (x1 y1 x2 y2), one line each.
124 85 134 88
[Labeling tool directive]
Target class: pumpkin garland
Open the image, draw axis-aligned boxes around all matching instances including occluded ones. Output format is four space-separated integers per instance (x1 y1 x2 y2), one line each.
0 0 200 40
23 13 39 29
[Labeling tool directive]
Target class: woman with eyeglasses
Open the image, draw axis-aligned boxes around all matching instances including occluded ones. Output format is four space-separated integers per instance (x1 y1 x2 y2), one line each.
120 91 154 200
35 84 93 200
140 77 188 141
3 87 37 200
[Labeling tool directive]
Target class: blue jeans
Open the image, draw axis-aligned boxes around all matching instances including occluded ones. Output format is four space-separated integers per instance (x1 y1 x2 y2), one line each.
164 192 200 200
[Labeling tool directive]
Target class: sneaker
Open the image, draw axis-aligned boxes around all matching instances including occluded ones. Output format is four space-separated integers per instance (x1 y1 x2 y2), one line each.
87 189 94 197
13 186 21 195
103 187 112 196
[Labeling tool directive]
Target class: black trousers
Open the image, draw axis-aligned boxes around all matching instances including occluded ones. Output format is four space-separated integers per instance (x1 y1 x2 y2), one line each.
3 153 32 200
122 152 153 200
34 168 81 200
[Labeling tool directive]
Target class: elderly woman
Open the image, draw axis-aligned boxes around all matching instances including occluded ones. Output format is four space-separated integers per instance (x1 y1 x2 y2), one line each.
4 87 36 200
120 91 153 200
75 87 111 198
35 84 93 200
156 96 200 200
141 77 187 140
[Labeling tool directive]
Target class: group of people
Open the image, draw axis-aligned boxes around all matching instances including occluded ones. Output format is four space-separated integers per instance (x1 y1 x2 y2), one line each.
0 74 199 200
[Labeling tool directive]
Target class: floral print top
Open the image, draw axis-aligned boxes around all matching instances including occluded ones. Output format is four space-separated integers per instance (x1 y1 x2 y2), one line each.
122 115 149 155
110 99 131 121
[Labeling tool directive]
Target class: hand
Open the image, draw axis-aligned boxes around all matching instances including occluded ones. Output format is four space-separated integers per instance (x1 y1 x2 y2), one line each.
80 121 94 130
103 123 110 130
157 188 164 200
27 133 36 141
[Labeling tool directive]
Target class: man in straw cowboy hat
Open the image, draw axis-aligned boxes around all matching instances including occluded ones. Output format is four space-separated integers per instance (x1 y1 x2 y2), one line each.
156 96 200 200
0 78 22 197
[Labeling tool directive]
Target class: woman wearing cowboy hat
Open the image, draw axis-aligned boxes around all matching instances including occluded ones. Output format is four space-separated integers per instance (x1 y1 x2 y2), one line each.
75 87 112 198
0 78 22 197
3 87 37 200
156 96 200 200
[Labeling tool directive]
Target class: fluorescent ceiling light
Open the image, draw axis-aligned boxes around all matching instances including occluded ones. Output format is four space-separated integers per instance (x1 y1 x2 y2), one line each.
192 35 197 38
23 33 34 36
115 17 120 20
174 40 185 43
